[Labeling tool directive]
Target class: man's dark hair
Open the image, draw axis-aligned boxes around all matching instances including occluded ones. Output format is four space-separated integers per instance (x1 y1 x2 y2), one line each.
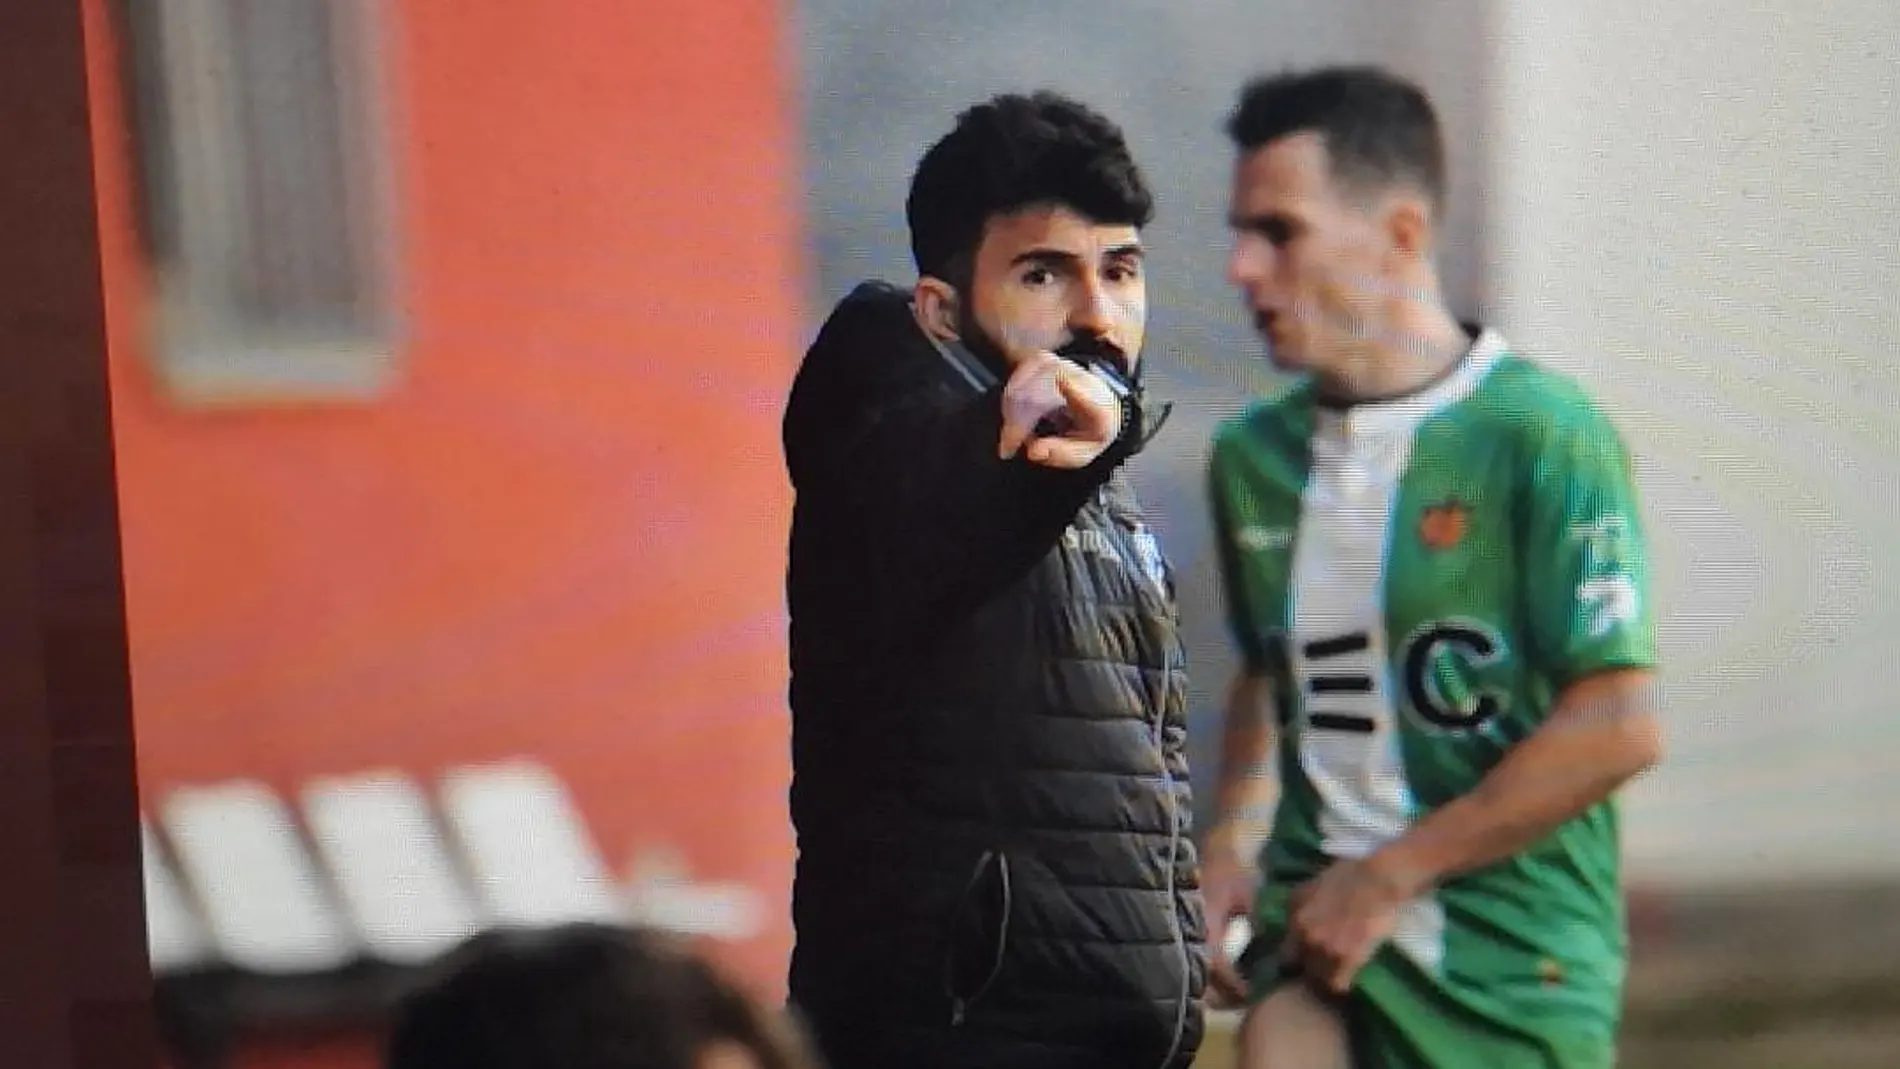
1226 66 1446 215
384 924 818 1069
906 91 1154 284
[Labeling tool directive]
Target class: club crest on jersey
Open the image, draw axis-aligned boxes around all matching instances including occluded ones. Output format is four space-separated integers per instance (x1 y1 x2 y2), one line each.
1418 499 1469 551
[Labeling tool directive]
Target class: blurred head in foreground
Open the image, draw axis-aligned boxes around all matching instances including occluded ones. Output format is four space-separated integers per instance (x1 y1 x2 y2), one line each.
386 924 821 1069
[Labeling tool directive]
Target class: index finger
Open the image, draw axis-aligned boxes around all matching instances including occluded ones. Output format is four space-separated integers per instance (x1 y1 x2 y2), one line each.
1320 947 1367 995
998 416 1031 460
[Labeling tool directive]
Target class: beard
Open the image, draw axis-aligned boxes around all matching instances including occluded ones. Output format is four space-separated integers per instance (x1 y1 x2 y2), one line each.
954 303 1015 380
956 304 1139 386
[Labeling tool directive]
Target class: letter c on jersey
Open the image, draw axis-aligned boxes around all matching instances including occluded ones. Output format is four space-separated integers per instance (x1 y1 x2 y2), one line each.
1401 622 1509 729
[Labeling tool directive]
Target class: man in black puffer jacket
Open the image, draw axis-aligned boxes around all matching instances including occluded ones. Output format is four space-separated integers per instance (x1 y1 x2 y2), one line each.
782 91 1207 1069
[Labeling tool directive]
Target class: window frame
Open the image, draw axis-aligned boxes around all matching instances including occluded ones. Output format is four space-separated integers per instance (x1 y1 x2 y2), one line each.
118 0 407 408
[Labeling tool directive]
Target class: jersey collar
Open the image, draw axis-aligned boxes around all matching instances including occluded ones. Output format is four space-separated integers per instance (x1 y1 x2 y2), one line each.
1318 327 1509 439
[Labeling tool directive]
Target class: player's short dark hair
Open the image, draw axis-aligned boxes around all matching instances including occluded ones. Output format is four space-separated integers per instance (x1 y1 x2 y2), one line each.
906 90 1155 284
384 924 818 1069
1226 66 1446 215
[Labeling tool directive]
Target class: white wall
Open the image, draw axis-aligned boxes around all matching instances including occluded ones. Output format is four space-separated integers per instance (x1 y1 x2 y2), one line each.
1484 0 1900 884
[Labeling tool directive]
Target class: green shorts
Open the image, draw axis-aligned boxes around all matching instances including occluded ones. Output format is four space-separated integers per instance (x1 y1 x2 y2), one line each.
1245 884 1615 1069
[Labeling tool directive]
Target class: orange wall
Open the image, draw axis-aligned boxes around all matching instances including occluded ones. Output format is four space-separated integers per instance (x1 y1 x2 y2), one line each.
81 0 803 1024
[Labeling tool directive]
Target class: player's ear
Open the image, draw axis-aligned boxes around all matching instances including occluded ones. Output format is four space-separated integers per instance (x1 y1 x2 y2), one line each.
1384 195 1432 262
913 277 962 342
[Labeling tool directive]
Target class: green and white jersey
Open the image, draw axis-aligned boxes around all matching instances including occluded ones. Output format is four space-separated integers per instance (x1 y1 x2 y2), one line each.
1208 330 1656 1018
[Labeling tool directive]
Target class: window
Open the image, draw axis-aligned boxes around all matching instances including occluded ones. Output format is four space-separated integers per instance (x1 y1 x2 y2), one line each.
120 0 402 406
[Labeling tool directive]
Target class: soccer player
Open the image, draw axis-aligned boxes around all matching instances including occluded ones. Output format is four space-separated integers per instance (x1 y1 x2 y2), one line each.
1198 66 1666 1069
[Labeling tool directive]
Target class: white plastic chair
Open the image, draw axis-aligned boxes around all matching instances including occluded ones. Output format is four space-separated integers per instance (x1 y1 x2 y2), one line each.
436 759 622 929
158 780 360 975
140 819 216 975
300 770 486 966
622 846 766 940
